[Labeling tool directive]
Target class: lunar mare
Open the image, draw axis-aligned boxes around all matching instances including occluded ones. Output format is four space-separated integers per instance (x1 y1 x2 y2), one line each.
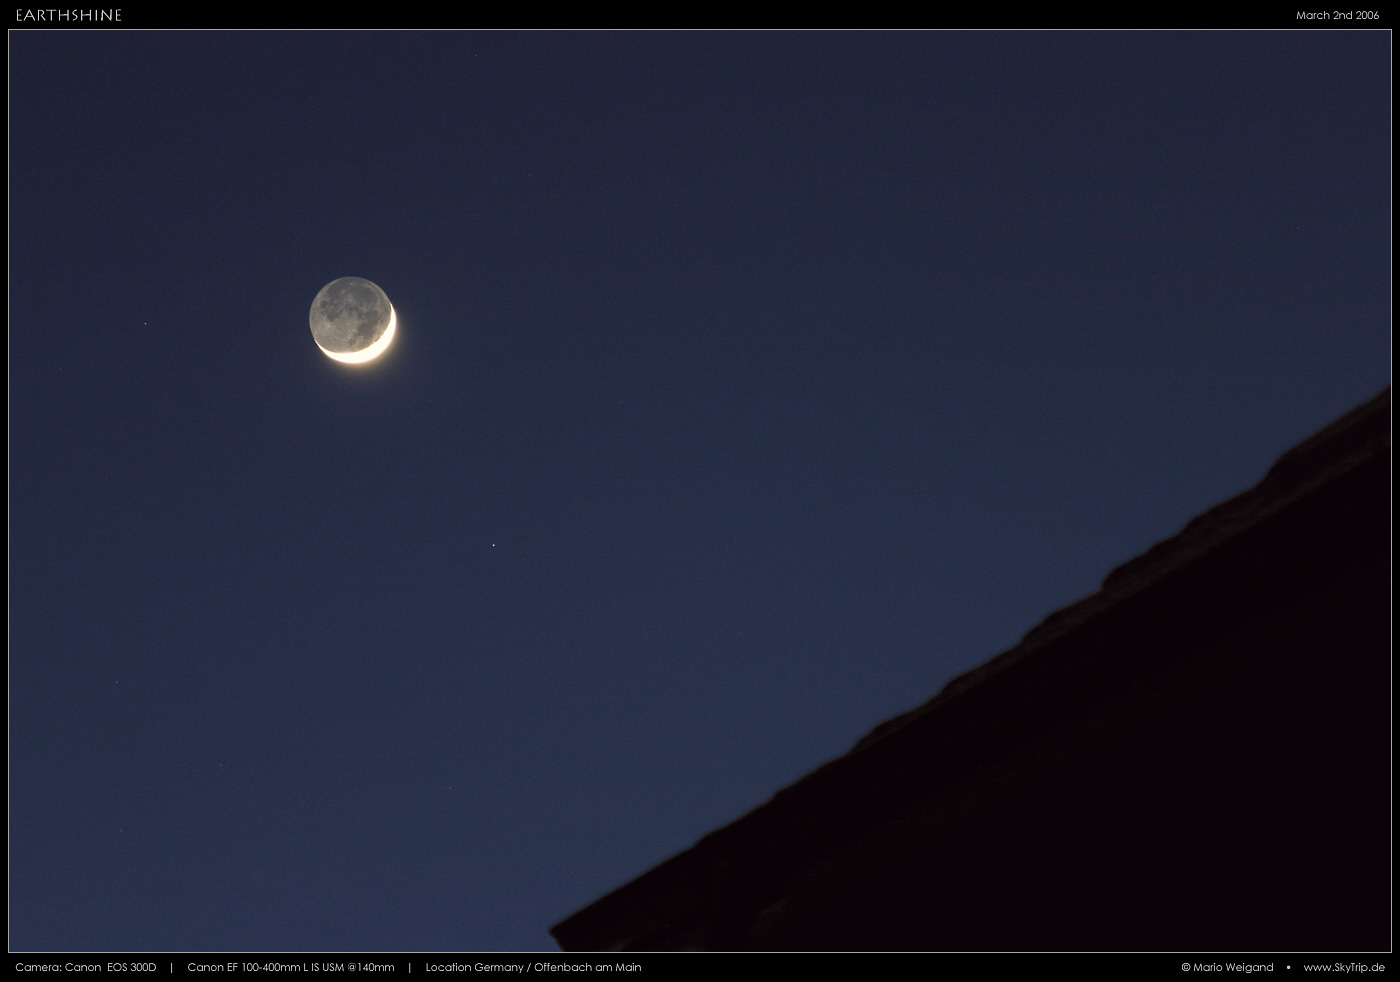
309 277 396 364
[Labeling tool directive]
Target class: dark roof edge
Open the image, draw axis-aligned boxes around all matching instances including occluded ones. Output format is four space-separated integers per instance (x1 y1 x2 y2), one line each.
550 385 1390 951
849 384 1390 753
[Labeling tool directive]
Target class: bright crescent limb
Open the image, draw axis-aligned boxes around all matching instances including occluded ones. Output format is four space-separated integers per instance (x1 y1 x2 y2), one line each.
317 306 396 364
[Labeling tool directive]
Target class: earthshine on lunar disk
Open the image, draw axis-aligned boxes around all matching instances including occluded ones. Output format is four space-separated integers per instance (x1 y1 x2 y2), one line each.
309 277 396 364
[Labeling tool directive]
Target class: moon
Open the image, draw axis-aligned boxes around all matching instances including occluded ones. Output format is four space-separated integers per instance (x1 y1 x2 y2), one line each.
309 277 396 364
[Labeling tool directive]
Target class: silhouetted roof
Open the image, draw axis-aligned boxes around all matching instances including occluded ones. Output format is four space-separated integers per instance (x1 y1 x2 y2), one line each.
552 387 1390 952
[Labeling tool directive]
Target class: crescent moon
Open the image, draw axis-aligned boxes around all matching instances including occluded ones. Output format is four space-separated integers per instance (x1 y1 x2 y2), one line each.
315 305 396 364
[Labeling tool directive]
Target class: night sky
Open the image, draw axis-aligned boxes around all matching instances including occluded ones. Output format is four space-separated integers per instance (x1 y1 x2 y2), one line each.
10 31 1389 952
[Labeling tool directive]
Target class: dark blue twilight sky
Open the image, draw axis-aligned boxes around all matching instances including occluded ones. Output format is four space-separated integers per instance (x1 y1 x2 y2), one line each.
10 31 1389 952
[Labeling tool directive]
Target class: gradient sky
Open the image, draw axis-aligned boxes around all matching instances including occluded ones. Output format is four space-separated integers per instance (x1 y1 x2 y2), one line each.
10 31 1389 952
